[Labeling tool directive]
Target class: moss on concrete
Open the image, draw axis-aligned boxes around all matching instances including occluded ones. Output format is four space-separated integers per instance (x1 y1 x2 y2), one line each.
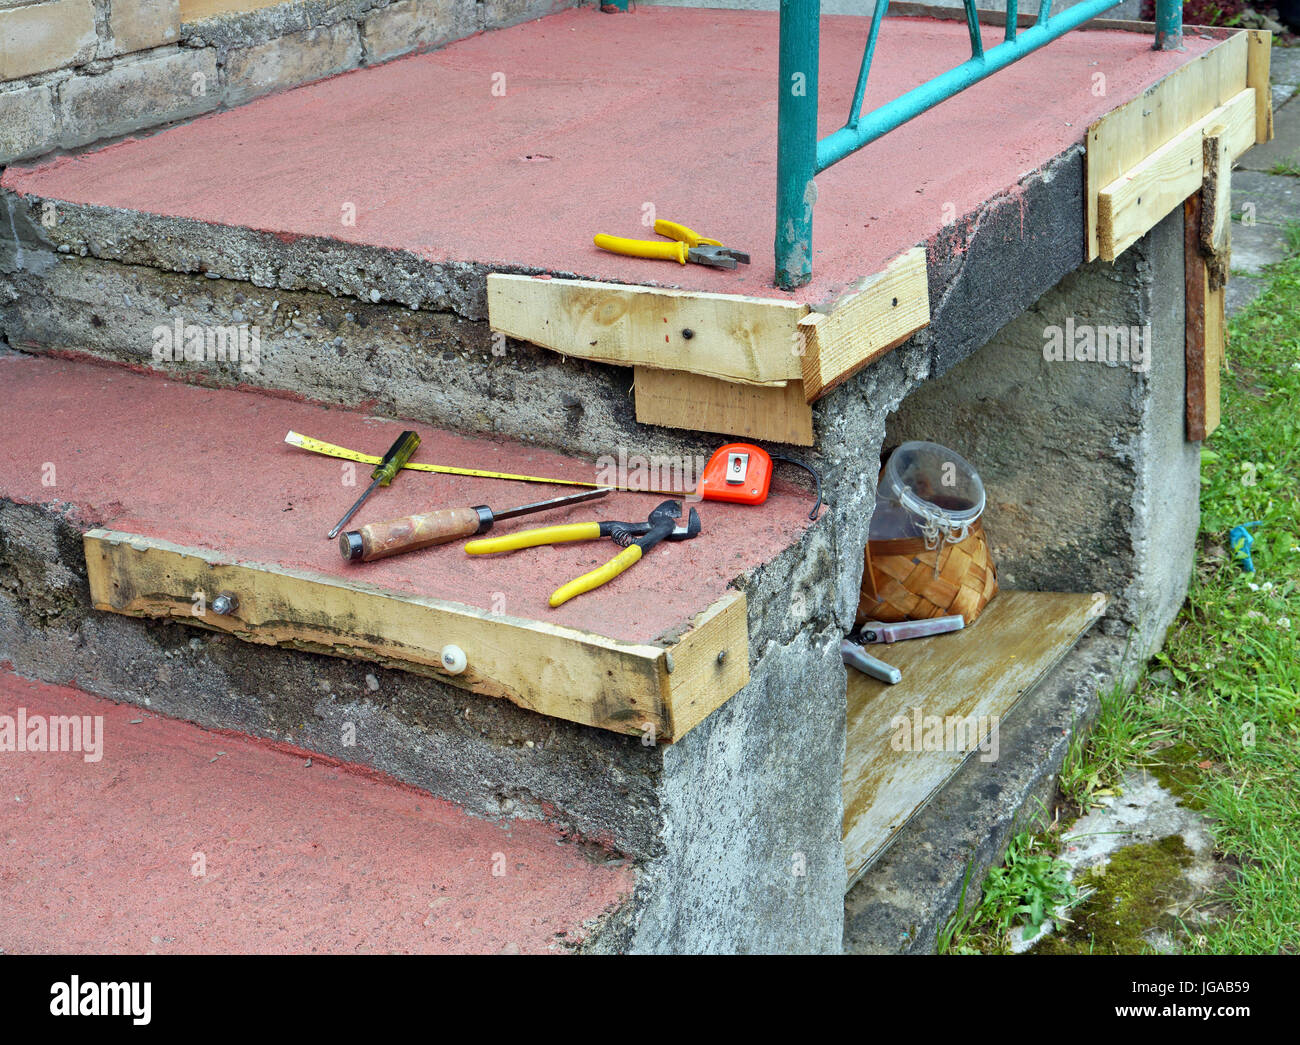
1148 741 1209 811
1033 835 1194 954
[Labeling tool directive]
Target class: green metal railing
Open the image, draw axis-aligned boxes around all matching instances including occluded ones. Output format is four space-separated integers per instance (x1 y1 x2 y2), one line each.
775 0 1185 289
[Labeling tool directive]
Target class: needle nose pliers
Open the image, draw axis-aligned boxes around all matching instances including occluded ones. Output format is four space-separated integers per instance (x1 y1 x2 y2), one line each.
463 500 701 607
594 219 750 270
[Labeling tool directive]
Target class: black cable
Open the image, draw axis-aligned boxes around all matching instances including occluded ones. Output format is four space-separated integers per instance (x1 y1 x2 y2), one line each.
770 454 823 520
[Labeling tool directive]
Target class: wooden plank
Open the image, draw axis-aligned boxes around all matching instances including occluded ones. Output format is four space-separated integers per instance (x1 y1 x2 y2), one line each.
633 367 815 446
1184 194 1222 441
1097 88 1255 262
83 529 749 742
798 247 930 402
1206 282 1225 439
843 590 1106 883
1200 126 1232 269
1246 29 1275 145
487 273 806 387
1086 30 1248 261
662 590 751 741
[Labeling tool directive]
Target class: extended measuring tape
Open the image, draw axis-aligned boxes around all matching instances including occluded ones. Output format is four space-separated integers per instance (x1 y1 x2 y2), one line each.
286 431 609 490
286 432 820 516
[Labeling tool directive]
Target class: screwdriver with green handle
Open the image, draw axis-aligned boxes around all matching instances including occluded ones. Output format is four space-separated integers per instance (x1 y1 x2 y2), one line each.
326 430 421 539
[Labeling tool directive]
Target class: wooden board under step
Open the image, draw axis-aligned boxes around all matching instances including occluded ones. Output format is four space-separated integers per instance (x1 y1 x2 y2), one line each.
83 529 749 743
843 590 1106 883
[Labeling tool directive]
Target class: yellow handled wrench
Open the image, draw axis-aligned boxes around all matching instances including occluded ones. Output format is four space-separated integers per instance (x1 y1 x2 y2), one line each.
594 219 750 269
465 500 701 607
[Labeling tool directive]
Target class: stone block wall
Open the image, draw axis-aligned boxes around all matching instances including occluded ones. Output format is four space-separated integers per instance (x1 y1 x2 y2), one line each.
0 0 576 164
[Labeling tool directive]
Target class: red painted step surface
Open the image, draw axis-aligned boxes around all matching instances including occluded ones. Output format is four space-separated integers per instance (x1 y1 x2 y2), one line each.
0 354 813 643
1 9 1212 303
0 671 633 954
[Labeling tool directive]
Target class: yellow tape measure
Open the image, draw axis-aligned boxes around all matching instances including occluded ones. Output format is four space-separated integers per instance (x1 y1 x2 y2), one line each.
285 431 608 490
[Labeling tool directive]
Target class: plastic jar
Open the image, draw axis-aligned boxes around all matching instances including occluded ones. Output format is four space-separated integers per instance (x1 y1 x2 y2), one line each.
868 441 987 547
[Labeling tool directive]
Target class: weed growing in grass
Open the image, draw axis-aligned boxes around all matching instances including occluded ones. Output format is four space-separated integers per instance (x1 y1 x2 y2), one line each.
938 827 1080 954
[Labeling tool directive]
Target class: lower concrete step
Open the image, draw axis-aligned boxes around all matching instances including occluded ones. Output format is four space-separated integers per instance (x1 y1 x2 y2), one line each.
0 669 633 954
0 353 811 744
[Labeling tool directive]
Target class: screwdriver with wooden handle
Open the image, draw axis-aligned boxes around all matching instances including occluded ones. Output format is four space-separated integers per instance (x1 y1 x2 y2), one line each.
339 488 611 562
326 430 422 540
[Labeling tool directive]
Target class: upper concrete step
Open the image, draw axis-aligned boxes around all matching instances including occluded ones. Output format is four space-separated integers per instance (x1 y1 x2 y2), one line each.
2 7 1213 312
0 669 632 953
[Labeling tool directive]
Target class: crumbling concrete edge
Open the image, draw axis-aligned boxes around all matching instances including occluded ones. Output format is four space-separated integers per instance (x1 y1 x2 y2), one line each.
2 143 1086 332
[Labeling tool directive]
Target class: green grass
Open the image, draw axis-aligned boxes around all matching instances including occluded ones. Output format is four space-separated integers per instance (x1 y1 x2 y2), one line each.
946 228 1300 955
1049 228 1300 954
938 827 1080 954
1059 680 1169 814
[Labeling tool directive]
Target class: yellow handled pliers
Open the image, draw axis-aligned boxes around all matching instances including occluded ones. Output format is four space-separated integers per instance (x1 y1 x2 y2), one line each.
464 500 701 607
594 219 750 269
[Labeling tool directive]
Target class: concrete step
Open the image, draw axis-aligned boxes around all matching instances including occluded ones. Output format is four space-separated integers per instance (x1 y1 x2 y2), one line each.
0 8 1206 307
0 8 1215 460
0 351 823 874
844 630 1128 953
0 669 633 954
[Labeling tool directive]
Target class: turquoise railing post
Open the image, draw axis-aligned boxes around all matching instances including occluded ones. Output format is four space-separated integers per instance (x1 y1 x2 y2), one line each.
773 0 1159 287
1154 0 1183 50
776 0 820 290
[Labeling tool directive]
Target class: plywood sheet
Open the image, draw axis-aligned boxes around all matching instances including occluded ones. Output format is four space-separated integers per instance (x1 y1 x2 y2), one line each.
843 590 1105 882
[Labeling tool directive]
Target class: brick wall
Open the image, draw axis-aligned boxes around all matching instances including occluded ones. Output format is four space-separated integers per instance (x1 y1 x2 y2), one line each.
0 0 576 164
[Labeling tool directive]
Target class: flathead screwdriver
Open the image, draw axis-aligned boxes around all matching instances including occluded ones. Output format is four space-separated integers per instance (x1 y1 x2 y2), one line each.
326 430 421 539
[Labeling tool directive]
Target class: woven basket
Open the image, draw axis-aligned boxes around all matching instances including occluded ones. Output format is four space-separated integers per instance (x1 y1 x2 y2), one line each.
855 519 998 629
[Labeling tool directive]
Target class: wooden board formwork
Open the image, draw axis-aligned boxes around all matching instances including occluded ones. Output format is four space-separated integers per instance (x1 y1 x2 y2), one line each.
1184 194 1225 442
84 529 749 743
1086 29 1258 262
633 367 816 446
487 248 930 444
1097 87 1256 261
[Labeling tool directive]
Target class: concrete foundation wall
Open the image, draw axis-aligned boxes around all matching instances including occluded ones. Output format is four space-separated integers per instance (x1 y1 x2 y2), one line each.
888 209 1198 660
0 0 576 164
0 99 1198 947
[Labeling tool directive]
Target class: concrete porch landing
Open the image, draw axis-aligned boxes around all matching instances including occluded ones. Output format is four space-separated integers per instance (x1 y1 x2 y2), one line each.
2 7 1213 303
0 670 633 954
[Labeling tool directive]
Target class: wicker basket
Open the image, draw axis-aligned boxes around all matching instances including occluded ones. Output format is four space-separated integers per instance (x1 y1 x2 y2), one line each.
855 519 998 629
